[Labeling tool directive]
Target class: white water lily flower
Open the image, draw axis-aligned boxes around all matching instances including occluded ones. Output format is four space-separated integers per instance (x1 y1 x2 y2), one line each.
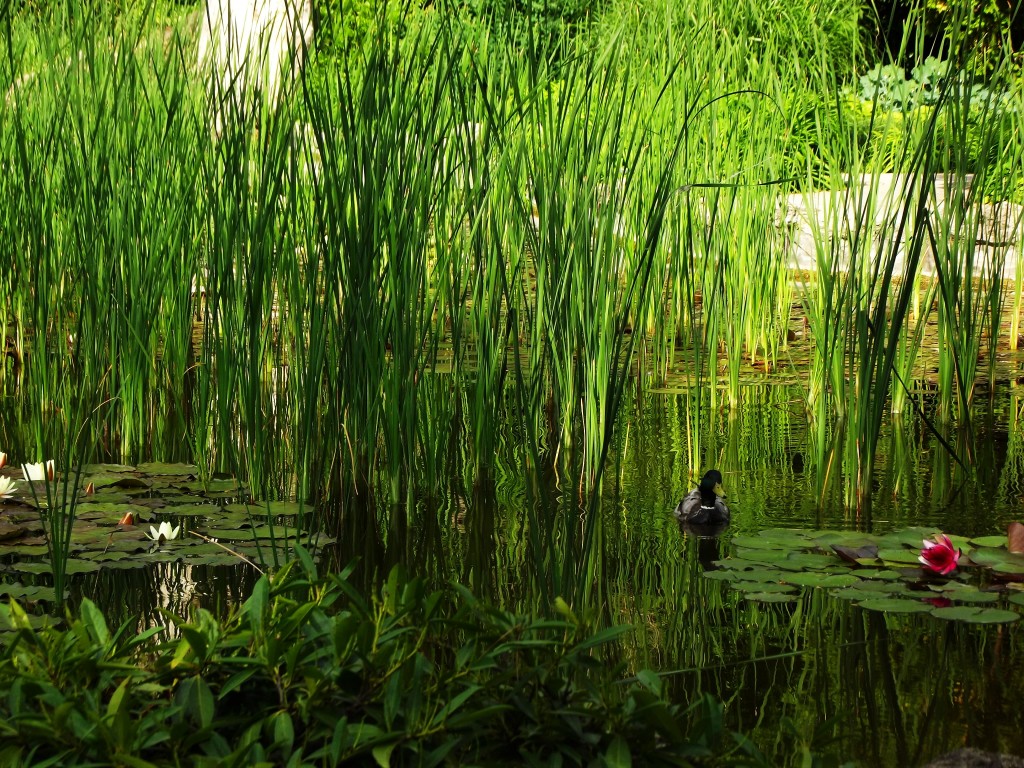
22 460 54 482
0 476 17 501
146 521 181 542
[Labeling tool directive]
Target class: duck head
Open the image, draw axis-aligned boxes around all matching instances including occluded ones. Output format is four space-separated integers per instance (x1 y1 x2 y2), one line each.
699 469 725 503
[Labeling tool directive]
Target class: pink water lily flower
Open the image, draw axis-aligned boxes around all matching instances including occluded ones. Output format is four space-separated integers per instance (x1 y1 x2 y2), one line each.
919 534 961 575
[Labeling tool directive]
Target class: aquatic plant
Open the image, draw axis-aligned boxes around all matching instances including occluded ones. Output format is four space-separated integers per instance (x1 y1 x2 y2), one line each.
20 461 54 483
145 521 181 543
919 534 962 575
0 554 767 766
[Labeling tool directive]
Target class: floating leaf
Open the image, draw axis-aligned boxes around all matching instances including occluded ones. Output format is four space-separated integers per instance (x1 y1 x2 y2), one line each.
185 554 246 567
969 548 1024 574
100 560 152 570
951 590 999 604
735 548 790 564
971 535 1008 548
0 544 49 556
81 464 136 474
783 553 838 570
832 544 879 563
75 503 150 518
931 606 1020 624
136 462 199 476
164 504 222 517
814 532 879 548
730 582 795 594
13 560 101 575
877 529 941 548
180 480 243 494
832 588 891 602
877 548 923 565
223 501 311 518
730 536 783 550
202 526 298 541
85 475 151 490
856 570 902 581
857 598 933 614
744 592 798 603
0 584 57 602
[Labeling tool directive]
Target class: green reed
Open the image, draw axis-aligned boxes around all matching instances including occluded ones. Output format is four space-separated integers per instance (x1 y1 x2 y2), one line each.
2 0 1023 589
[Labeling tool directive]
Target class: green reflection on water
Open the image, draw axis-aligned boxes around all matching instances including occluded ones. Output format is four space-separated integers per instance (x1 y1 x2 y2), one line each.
4 384 1024 763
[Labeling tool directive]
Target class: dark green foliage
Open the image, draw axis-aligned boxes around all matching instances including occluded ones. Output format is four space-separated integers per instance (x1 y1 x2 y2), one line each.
0 552 764 766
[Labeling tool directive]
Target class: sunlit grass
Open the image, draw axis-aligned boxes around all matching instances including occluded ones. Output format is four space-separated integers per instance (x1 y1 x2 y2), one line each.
0 0 1021 588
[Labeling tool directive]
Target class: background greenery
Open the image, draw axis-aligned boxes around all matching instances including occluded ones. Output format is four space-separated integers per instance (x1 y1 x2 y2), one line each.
2 0 1024 763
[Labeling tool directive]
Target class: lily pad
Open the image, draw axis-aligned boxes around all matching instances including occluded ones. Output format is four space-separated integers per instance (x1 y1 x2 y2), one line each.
730 582 795 594
832 544 880 563
100 560 153 570
971 535 1008 548
832 588 895 602
181 480 244 494
969 548 1024 575
0 609 58 631
857 598 933 613
223 501 312 518
856 570 902 581
0 544 49 556
184 554 246 567
164 504 223 517
202 525 298 541
743 592 798 603
12 560 101 575
74 503 151 517
0 584 57 602
735 548 790 564
930 606 1020 624
81 464 136 474
877 548 923 565
725 535 780 550
783 553 838 570
136 462 199 476
783 572 861 588
813 531 879 548
84 475 152 490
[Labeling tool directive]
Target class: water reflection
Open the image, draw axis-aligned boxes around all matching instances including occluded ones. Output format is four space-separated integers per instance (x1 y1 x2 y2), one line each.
6 383 1024 764
607 387 1024 763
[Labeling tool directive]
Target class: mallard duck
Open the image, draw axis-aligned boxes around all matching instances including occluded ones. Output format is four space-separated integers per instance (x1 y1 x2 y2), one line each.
673 469 729 525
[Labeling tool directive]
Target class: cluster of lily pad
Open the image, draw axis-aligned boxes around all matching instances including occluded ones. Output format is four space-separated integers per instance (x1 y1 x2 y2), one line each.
705 527 1024 624
0 461 330 611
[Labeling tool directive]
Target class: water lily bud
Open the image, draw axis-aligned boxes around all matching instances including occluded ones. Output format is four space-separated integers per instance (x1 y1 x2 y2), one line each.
0 451 7 469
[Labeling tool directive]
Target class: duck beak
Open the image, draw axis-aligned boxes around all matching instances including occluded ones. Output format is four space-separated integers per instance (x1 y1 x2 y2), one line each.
714 482 726 498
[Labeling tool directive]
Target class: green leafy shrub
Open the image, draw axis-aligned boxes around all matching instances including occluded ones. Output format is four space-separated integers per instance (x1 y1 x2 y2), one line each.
0 550 765 766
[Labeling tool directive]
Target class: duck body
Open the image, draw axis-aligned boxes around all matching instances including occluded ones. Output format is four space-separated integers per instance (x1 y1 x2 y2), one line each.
673 470 730 525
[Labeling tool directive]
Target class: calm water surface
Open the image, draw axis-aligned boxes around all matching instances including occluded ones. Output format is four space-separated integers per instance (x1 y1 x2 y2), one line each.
30 384 1024 766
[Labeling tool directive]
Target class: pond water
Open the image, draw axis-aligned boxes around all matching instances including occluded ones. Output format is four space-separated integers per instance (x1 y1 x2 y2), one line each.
3 384 1024 765
597 386 1024 765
